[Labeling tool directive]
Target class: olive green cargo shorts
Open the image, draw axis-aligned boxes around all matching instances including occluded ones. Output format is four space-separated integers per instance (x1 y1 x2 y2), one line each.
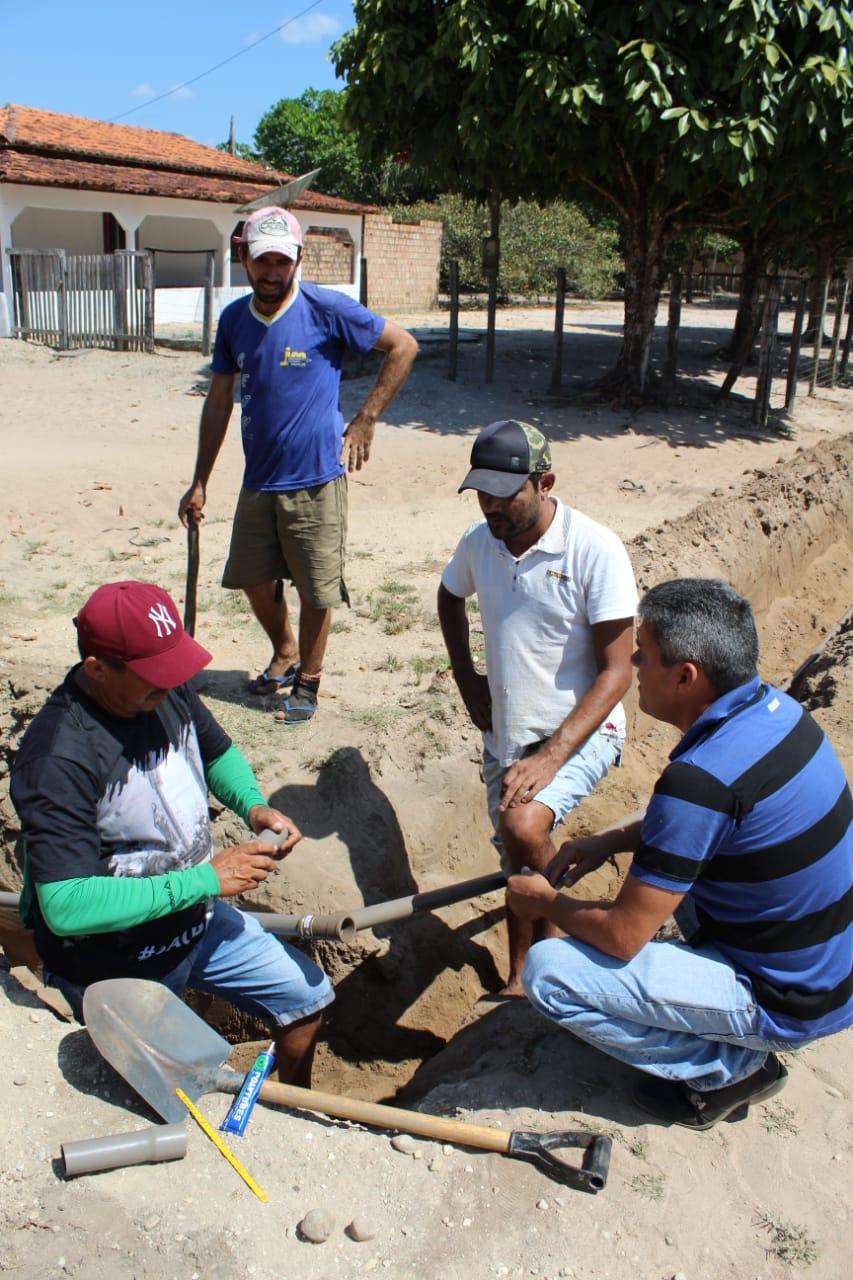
221 475 348 609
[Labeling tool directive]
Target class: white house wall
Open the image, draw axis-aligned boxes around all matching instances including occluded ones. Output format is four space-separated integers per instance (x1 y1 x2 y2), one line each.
10 207 104 254
1 184 365 336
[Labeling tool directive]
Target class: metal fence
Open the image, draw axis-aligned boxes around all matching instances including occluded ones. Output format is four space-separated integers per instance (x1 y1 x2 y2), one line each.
7 249 154 352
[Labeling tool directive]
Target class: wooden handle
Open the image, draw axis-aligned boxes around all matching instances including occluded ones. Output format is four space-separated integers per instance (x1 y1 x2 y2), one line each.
256 1079 510 1155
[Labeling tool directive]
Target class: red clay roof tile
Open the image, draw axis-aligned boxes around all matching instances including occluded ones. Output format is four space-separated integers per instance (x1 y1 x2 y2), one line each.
0 104 374 213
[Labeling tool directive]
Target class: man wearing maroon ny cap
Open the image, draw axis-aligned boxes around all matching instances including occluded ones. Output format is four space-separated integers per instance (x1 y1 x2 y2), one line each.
11 580 333 1086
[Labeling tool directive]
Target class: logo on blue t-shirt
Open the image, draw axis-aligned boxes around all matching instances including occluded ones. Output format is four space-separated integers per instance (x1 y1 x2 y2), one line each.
280 345 310 368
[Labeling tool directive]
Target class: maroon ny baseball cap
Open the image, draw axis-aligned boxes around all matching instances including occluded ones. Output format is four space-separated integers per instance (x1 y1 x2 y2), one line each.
74 581 212 689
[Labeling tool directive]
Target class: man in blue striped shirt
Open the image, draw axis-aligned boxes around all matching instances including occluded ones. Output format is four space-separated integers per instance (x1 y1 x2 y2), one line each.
512 579 852 1129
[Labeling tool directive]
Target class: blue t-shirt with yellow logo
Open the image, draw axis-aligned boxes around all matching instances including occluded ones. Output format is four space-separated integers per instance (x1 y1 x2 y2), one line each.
212 282 385 491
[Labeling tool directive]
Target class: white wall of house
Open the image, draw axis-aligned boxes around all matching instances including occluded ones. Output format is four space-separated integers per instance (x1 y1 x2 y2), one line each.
139 214 223 287
9 207 105 254
1 184 364 337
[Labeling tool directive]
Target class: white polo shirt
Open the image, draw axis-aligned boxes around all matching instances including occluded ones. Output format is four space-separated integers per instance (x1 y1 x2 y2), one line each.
441 498 638 767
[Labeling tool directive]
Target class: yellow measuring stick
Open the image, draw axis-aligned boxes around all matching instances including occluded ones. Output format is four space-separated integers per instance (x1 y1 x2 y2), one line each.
175 1088 267 1203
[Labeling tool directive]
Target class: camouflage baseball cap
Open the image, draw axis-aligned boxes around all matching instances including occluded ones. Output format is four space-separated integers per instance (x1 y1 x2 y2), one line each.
458 420 552 497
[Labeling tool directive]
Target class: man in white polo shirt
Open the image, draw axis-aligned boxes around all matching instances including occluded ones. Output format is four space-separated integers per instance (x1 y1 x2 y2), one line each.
438 420 637 995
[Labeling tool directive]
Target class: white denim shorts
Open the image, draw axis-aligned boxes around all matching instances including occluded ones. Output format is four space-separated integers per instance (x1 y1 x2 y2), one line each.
482 729 623 873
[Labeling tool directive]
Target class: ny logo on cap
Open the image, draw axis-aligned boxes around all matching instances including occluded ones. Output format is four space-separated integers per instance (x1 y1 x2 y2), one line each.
148 603 177 638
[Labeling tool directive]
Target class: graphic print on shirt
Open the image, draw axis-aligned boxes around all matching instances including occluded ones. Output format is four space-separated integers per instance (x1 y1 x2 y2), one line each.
98 721 213 879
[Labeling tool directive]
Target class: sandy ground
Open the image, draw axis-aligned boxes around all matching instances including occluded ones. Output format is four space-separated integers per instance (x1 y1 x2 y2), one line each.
0 300 852 1279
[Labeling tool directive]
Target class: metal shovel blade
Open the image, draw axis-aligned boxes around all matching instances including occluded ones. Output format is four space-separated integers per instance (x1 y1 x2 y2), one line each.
83 978 231 1123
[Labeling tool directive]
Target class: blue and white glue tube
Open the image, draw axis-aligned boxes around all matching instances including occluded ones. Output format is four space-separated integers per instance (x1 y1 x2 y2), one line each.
220 1042 276 1137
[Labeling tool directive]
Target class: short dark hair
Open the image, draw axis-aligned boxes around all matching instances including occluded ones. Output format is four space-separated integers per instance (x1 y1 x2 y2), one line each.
77 637 126 671
637 579 759 695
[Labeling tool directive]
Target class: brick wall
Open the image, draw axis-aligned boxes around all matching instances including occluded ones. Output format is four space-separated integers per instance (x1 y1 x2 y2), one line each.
363 215 442 312
302 226 355 285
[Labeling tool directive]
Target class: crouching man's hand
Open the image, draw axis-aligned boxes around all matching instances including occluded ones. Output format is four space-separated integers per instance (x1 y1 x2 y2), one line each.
506 867 557 923
212 843 279 896
247 804 302 859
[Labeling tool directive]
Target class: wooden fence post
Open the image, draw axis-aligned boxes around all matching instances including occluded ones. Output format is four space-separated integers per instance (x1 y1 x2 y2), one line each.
808 276 830 396
142 251 155 354
201 250 215 357
662 270 683 401
57 250 69 351
828 278 849 387
840 284 853 379
113 251 129 351
752 278 781 430
551 267 566 391
784 279 808 411
448 259 459 383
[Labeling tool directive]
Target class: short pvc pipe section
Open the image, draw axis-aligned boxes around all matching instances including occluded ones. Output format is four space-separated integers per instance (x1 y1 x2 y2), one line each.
61 1123 187 1176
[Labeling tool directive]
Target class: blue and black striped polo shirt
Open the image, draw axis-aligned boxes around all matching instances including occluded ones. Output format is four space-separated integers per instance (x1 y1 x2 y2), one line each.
631 677 853 1043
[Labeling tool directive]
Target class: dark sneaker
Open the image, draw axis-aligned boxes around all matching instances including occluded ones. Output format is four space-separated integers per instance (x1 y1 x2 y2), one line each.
631 1054 788 1130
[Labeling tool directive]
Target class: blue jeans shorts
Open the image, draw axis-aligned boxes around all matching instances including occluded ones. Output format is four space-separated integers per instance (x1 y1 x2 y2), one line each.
46 900 335 1029
483 728 623 873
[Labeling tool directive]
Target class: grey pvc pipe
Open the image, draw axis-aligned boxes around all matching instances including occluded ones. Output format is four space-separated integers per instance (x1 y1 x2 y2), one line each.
61 1123 187 1176
247 870 507 941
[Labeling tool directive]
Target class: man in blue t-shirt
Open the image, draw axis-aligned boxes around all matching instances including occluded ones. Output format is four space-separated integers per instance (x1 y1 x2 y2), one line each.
179 208 418 723
509 578 852 1129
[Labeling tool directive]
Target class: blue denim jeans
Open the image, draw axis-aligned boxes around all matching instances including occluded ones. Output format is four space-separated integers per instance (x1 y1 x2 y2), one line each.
46 901 334 1029
522 934 798 1091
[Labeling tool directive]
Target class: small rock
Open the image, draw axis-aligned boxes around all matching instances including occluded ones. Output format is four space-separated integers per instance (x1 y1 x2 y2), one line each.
441 1145 453 1156
665 1236 674 1246
825 1086 843 1098
464 1164 474 1173
412 1150 422 1161
391 1134 416 1154
536 1199 549 1211
428 1157 443 1173
143 1215 161 1230
299 1208 334 1244
29 1013 41 1024
13 1075 27 1087
347 1217 376 1243
462 1217 472 1227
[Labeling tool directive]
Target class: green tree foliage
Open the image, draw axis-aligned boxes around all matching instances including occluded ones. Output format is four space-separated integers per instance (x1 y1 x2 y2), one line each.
215 140 262 165
253 89 372 202
394 195 621 298
250 89 438 203
335 1 853 397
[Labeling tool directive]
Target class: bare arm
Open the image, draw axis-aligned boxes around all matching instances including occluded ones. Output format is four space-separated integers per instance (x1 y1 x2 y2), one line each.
437 582 492 732
340 320 418 471
178 372 236 526
506 867 683 961
499 616 634 811
546 816 644 888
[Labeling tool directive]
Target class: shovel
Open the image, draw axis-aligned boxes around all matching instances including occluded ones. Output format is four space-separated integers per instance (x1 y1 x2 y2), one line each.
82 978 611 1194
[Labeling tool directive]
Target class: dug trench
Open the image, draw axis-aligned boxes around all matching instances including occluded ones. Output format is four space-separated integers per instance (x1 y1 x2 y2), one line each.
0 433 851 1110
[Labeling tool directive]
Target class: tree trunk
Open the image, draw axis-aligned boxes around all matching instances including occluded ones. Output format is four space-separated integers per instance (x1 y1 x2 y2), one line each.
722 239 765 363
804 242 833 344
610 207 668 399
